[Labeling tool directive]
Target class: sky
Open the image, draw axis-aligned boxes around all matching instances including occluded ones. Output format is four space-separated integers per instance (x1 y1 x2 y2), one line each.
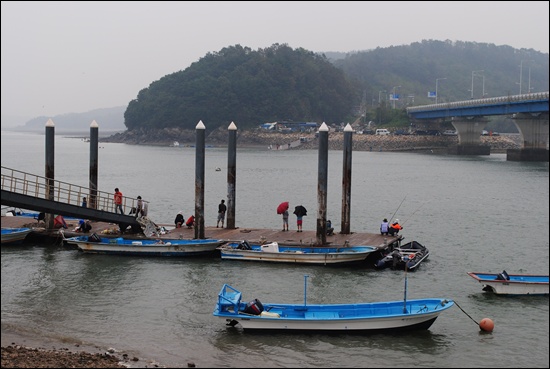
1 1 549 125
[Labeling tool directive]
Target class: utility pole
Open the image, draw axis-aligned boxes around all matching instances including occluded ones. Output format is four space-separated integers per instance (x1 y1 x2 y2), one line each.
435 78 446 104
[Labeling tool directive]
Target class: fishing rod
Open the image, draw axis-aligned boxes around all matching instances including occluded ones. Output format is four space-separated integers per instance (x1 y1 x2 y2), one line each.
389 195 406 223
401 200 430 226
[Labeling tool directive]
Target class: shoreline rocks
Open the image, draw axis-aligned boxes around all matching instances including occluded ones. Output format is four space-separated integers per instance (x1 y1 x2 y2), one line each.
101 127 521 152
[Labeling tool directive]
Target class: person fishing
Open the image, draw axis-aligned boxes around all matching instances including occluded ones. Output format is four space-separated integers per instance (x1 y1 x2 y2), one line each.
185 215 195 228
380 218 389 235
388 219 403 236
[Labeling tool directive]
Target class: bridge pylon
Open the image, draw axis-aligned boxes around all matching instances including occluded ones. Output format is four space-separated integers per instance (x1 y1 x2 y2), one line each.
508 112 549 162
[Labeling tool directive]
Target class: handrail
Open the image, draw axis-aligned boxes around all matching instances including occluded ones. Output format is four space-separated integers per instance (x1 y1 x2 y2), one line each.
407 91 549 113
1 166 139 214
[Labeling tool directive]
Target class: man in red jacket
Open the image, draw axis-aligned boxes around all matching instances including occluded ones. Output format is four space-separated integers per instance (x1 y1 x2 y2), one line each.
388 219 403 236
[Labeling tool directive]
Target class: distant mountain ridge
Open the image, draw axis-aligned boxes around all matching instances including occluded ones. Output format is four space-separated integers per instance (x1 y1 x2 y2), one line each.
6 106 126 132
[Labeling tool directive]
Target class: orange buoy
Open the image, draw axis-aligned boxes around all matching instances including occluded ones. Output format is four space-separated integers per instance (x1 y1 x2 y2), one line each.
479 318 494 332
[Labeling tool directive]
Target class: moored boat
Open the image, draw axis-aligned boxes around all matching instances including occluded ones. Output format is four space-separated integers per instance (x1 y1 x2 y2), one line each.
63 234 226 256
375 240 429 271
467 271 549 295
213 276 454 332
1 227 33 244
217 241 378 265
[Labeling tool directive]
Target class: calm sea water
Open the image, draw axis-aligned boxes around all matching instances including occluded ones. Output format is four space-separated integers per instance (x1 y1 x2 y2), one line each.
1 131 549 368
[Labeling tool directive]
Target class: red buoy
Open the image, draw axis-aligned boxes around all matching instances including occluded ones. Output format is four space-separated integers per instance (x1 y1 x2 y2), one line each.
479 318 494 332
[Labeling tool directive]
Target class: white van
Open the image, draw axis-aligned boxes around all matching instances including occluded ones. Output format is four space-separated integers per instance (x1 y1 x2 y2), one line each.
375 129 390 136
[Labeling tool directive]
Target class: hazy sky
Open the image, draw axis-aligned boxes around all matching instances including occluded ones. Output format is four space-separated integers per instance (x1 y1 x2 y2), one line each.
1 1 548 124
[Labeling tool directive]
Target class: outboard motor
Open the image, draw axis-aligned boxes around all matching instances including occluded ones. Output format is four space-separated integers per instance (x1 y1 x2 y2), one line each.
243 298 264 315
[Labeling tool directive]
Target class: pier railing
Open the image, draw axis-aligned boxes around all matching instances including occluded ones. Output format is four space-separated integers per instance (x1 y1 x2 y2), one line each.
1 166 138 214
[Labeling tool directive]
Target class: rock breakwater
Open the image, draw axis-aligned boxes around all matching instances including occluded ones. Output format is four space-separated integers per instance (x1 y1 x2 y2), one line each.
101 127 521 152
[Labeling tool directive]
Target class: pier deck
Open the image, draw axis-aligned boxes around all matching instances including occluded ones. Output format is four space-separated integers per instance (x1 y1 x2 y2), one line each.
1 215 401 250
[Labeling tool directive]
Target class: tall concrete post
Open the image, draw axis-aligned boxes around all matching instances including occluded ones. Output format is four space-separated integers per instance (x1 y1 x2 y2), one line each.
341 124 353 234
194 120 206 239
44 119 55 229
316 122 329 245
227 122 237 229
89 120 99 210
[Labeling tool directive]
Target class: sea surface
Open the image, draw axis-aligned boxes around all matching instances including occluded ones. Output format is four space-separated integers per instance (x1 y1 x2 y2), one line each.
1 130 549 368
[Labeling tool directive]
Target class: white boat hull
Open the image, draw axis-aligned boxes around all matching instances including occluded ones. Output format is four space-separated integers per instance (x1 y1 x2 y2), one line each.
65 237 224 256
480 281 548 295
218 243 377 265
222 310 444 331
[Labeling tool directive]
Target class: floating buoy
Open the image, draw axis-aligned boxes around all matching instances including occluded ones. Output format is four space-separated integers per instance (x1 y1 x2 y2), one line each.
479 318 494 332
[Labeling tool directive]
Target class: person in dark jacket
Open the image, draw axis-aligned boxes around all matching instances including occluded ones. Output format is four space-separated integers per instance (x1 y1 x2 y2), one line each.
174 212 184 228
217 199 227 228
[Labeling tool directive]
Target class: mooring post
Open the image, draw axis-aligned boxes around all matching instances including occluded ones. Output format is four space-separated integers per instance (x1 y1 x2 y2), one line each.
89 120 99 210
227 122 237 229
341 123 353 234
316 122 329 245
195 120 206 239
44 119 55 229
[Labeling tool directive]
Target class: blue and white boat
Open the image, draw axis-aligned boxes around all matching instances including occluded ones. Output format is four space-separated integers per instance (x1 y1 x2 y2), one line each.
213 276 454 332
217 241 378 265
1 227 33 244
63 234 226 256
468 271 549 295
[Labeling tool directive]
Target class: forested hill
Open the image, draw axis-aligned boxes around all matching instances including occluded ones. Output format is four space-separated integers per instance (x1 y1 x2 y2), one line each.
332 39 549 106
124 44 358 132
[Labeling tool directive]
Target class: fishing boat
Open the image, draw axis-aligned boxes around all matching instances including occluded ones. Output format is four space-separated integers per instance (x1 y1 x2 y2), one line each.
467 271 549 295
1 227 33 244
63 234 226 256
217 241 378 265
213 276 454 332
374 240 429 271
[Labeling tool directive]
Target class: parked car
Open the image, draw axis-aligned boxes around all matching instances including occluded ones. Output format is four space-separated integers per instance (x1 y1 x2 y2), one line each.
375 129 390 136
443 130 458 136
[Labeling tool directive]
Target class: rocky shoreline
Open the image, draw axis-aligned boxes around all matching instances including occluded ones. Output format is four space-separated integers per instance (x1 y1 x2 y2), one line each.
101 127 521 153
1 345 129 368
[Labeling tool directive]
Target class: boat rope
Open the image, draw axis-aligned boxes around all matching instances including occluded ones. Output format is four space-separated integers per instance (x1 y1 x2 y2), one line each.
453 300 480 327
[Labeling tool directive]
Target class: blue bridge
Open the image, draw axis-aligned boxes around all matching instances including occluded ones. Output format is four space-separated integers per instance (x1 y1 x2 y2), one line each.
406 92 549 161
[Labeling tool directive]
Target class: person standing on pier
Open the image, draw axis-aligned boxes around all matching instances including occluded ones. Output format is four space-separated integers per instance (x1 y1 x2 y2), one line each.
135 196 144 218
114 188 124 215
217 199 227 228
282 209 289 231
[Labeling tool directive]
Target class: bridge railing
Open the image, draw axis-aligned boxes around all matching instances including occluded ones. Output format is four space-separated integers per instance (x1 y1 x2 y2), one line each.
1 166 138 214
407 91 549 113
